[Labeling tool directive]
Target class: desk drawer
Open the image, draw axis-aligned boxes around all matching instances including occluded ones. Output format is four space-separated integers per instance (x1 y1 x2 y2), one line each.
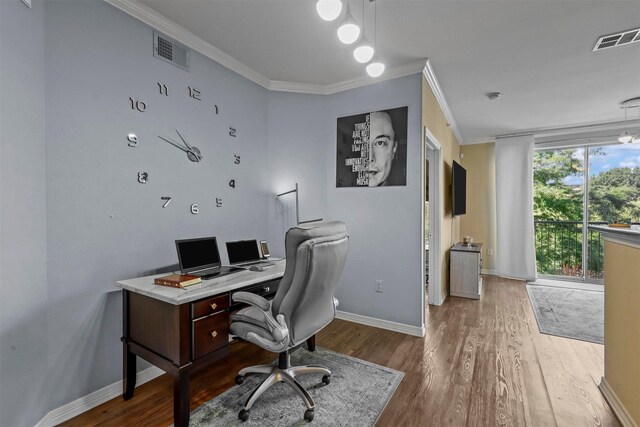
192 294 228 320
192 311 229 359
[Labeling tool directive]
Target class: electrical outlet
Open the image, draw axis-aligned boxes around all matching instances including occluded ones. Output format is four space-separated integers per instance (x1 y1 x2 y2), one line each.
488 248 493 256
375 280 383 293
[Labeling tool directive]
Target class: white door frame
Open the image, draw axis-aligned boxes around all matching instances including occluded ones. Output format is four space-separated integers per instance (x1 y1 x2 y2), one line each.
424 127 443 306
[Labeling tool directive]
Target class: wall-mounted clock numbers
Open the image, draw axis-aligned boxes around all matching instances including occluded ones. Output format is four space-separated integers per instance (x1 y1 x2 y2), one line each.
124 77 244 216
129 97 147 112
157 82 168 96
188 86 201 101
127 133 139 147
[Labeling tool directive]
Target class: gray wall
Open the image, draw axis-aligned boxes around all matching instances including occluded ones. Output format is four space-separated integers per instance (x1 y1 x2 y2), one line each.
43 0 270 412
326 75 423 327
267 75 424 327
0 0 423 424
0 1 49 426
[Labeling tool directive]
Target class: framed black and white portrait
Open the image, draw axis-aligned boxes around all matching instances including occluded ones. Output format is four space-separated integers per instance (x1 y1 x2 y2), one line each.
336 106 408 187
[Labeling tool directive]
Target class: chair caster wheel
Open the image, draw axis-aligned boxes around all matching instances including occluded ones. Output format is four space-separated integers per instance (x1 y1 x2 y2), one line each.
238 409 250 422
235 375 245 385
322 374 331 385
304 409 314 422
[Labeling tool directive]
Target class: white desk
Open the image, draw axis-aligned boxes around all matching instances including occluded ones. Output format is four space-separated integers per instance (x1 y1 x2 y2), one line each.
118 261 286 305
118 260 286 427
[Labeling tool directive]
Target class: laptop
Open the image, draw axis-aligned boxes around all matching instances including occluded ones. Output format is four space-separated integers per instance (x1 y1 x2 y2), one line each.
175 236 241 279
226 239 275 268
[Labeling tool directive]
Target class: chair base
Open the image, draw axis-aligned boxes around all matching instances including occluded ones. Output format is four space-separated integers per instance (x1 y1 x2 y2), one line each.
235 351 331 422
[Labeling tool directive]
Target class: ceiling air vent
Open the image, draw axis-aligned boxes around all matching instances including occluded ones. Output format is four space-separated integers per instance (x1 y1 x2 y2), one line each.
153 31 190 72
593 27 640 51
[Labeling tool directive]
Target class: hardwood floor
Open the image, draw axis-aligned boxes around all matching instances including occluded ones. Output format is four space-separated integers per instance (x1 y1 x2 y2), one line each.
61 276 618 426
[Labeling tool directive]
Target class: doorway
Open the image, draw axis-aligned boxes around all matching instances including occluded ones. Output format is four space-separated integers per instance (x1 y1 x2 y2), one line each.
424 127 442 306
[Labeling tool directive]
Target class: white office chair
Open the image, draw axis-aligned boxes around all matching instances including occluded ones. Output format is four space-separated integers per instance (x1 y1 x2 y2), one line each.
229 221 348 422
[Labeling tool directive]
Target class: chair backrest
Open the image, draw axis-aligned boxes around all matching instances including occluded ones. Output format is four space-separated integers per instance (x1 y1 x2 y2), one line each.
271 221 348 346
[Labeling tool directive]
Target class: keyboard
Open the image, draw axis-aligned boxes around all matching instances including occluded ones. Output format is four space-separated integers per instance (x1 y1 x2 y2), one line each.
236 261 275 267
199 266 240 280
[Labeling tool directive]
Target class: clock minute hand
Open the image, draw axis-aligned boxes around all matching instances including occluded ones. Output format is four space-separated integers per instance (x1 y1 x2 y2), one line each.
175 128 202 161
158 135 189 153
175 128 191 149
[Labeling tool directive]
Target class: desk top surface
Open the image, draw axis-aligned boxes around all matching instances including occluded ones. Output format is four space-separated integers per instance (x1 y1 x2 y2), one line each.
118 260 286 305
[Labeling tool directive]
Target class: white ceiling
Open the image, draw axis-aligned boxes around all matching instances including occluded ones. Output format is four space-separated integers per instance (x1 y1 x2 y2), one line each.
115 0 640 143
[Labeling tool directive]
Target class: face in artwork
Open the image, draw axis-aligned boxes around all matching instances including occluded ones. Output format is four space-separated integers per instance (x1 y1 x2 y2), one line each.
368 111 398 187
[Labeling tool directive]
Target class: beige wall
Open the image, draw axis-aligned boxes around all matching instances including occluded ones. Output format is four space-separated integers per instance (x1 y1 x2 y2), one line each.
422 77 461 299
602 240 640 425
459 143 497 272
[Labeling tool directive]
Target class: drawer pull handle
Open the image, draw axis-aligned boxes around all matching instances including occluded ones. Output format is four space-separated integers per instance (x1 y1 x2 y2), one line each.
210 303 217 311
263 286 270 293
210 330 218 338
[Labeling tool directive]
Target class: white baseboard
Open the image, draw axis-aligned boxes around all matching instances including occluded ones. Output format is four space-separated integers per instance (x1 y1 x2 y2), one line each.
336 310 425 337
35 365 165 427
599 377 638 427
481 269 496 275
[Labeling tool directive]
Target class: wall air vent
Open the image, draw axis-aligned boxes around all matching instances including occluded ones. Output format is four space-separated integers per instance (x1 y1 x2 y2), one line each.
153 31 190 72
593 27 640 51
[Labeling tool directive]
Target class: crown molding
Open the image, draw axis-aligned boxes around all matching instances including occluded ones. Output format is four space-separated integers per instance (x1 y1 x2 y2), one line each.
462 137 495 145
104 0 426 95
104 0 271 88
422 59 465 145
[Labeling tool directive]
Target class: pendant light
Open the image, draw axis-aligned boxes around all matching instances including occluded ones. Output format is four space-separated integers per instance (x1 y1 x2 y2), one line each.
366 0 384 77
619 104 633 143
337 1 360 44
316 0 342 22
353 0 374 63
619 97 640 144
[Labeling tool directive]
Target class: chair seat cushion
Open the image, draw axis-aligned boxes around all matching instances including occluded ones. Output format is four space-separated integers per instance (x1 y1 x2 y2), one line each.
231 304 270 328
229 320 273 342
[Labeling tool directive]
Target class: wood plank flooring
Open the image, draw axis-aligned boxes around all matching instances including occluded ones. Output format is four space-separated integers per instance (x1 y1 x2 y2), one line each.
61 276 618 426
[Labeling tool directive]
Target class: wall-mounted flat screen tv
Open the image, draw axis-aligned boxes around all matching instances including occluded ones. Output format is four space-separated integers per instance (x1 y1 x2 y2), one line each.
452 160 467 216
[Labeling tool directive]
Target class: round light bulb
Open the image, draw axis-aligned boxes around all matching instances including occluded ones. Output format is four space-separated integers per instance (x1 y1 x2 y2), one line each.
316 0 342 22
337 23 360 44
353 44 374 63
366 61 385 77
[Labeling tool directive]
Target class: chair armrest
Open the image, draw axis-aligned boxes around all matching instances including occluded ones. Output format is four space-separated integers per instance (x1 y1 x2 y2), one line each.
232 291 289 350
232 291 270 311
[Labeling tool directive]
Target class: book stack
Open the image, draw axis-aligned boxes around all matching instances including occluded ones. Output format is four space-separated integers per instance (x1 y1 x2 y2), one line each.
154 274 201 288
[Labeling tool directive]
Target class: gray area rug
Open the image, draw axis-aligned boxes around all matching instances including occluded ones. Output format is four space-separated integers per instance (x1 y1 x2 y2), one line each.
526 284 604 344
187 347 404 426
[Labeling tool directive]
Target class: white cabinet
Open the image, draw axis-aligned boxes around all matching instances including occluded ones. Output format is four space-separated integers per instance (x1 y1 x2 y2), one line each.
450 243 482 299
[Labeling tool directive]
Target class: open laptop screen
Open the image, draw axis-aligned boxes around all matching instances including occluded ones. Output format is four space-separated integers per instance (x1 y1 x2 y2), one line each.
226 240 261 264
175 236 221 274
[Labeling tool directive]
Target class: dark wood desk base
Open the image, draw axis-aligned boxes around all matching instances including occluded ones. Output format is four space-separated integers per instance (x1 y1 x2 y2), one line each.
122 282 315 427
